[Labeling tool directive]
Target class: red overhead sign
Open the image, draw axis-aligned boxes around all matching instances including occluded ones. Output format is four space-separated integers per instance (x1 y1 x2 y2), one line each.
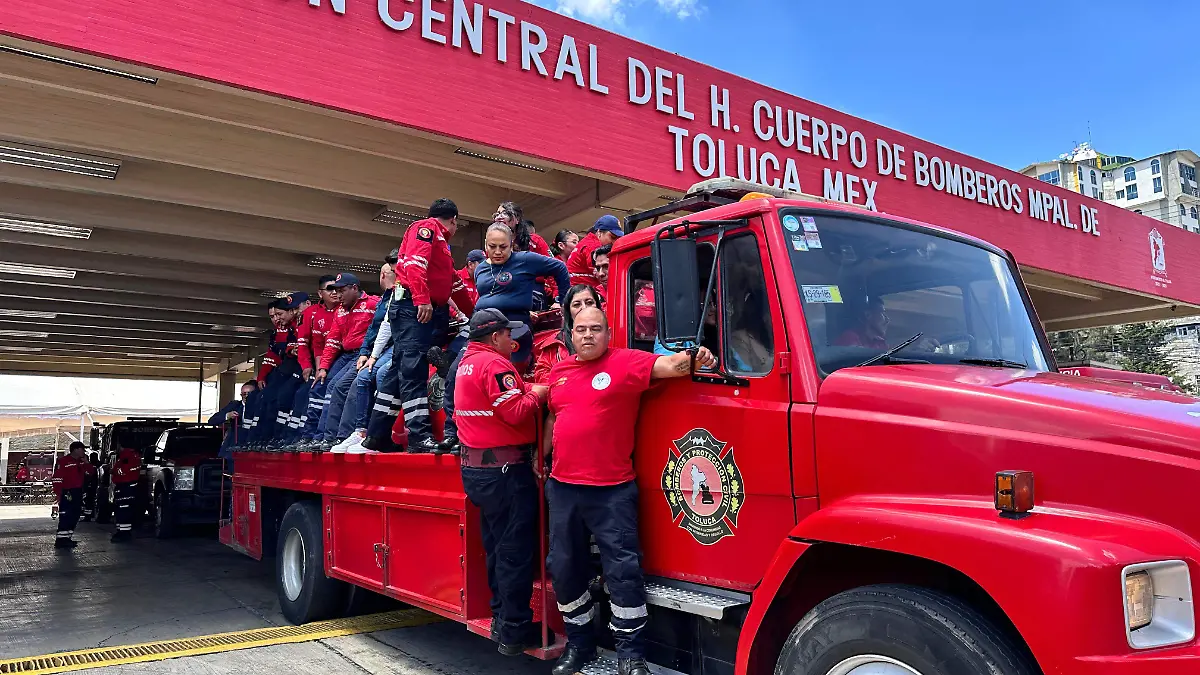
4 0 1198 305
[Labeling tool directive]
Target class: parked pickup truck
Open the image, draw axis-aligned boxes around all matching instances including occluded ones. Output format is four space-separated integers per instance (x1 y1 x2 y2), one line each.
143 425 225 538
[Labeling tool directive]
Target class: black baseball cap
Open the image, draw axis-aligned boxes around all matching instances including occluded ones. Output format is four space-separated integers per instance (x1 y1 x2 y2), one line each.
329 273 360 289
468 308 529 340
466 249 485 264
276 292 310 310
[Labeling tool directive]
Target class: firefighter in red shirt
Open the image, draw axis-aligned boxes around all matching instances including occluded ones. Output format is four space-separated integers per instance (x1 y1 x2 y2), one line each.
52 442 94 549
365 199 471 453
314 273 379 450
566 215 623 289
453 308 550 654
459 249 484 305
285 275 339 445
543 307 715 675
110 440 144 543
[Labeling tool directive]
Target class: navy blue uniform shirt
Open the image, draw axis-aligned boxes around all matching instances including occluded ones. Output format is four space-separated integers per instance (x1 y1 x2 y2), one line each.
474 252 570 321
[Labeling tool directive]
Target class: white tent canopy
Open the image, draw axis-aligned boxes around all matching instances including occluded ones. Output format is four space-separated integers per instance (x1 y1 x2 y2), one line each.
0 375 219 419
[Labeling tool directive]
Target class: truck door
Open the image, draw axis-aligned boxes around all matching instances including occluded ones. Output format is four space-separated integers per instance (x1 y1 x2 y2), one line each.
626 227 796 590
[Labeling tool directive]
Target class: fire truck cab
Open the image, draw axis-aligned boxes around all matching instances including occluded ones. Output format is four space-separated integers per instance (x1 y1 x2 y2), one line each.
224 179 1200 675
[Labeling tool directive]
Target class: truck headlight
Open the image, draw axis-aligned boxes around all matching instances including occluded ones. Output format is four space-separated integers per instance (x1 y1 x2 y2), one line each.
174 467 195 491
1123 560 1194 649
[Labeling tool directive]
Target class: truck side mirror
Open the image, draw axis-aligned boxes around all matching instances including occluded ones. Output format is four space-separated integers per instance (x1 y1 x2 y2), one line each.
651 235 701 344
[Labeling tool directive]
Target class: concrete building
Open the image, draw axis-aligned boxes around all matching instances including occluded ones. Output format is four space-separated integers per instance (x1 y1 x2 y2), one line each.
1100 150 1200 232
1021 144 1200 233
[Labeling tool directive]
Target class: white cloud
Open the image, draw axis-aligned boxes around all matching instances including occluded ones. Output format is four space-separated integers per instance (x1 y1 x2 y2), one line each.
653 0 700 19
550 0 627 25
525 0 702 27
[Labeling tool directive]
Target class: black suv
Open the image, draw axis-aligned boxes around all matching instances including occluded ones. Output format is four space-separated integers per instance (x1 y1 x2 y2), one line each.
95 418 180 524
142 425 225 538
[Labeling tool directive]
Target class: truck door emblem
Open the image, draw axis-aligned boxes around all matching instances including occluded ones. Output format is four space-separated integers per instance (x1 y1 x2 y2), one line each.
1149 228 1166 273
660 428 745 545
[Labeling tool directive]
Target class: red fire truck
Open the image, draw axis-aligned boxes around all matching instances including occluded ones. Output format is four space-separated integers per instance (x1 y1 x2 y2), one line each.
222 180 1199 675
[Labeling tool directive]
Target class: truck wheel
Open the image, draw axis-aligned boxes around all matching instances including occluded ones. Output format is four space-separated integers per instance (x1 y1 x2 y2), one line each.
276 501 346 624
774 585 1036 675
153 492 175 539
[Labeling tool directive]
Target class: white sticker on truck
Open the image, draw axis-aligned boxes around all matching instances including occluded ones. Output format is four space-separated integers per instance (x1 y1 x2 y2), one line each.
802 285 844 304
248 493 256 513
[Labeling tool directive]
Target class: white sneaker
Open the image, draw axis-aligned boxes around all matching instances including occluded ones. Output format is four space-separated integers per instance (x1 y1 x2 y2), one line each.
328 429 360 451
344 438 371 454
341 430 369 454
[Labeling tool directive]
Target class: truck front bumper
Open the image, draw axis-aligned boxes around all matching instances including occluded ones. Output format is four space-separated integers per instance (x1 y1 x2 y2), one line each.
1075 645 1200 674
168 492 221 525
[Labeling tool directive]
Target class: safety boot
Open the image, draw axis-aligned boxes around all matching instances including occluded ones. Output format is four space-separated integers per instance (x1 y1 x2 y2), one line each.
551 644 597 675
409 438 441 454
618 658 651 675
54 539 78 549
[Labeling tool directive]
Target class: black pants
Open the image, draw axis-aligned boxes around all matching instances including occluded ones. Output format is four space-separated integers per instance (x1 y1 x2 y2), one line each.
251 360 303 446
113 482 136 533
462 463 539 644
366 296 448 446
82 475 97 519
547 479 647 660
56 488 82 543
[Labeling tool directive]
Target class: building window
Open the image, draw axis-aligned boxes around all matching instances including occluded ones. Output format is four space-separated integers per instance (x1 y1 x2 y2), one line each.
1092 187 1100 198
1124 167 1136 182
1182 205 1188 219
1134 209 1142 214
1183 164 1197 182
1126 184 1138 199
1154 176 1163 193
1116 189 1125 199
1077 166 1083 185
1090 169 1097 185
1037 170 1060 185
1151 159 1161 175
1193 207 1199 221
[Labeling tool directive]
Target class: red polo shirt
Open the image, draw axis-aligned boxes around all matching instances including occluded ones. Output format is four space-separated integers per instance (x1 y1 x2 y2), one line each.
548 348 660 486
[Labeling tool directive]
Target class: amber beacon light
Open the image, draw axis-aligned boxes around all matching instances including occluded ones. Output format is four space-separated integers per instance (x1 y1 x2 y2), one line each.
995 470 1035 516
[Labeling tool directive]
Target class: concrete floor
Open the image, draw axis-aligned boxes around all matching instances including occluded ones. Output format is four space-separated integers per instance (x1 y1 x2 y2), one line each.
0 507 549 674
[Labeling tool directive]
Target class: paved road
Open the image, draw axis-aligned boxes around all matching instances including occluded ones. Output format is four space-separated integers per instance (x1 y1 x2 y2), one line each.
0 508 550 674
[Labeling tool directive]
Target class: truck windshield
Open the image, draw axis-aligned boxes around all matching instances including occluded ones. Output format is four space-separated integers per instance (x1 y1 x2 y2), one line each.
780 209 1050 376
164 430 222 458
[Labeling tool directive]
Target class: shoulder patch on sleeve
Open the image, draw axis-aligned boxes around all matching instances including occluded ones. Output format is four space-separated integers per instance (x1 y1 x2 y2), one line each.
416 226 434 242
494 371 519 392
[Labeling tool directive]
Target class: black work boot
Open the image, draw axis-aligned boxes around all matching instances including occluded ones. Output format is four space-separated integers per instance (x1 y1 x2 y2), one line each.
409 438 440 454
489 617 501 643
436 434 459 455
360 435 395 453
497 624 551 657
552 644 597 675
618 658 650 675
54 539 77 549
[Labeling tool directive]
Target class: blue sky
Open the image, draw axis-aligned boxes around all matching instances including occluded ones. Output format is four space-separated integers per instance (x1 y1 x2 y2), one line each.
531 0 1199 170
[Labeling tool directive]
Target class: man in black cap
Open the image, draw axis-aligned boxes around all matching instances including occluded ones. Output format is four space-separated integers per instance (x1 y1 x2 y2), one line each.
454 308 549 654
257 292 309 448
314 273 378 451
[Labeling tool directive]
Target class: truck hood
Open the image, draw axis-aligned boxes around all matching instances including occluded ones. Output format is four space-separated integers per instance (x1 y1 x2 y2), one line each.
815 365 1200 542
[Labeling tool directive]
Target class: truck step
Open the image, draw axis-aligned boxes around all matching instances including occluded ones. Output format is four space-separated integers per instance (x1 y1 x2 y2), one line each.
581 653 685 675
644 580 749 620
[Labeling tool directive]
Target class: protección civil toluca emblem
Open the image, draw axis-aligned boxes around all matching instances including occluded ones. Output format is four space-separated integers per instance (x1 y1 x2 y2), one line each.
660 428 744 545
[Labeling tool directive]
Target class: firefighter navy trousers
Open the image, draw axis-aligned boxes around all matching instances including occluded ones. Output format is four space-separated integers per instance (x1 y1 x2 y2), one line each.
547 479 648 660
462 462 539 644
366 295 448 447
56 487 82 543
113 482 137 533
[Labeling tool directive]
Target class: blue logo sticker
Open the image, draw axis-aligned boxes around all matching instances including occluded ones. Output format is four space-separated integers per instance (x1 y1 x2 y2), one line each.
783 215 801 232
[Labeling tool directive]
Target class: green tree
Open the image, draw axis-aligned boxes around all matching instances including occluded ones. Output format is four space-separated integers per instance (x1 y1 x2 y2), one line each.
1050 322 1197 395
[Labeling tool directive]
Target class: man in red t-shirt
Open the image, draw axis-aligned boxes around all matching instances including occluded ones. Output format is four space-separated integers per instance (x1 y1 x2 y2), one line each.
543 307 715 675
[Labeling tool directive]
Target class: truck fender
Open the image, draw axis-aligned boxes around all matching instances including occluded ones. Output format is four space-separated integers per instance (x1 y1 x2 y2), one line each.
744 495 1200 675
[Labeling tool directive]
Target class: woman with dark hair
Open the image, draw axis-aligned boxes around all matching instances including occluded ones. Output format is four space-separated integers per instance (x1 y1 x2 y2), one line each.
551 229 579 261
531 284 603 384
493 202 551 255
495 202 558 307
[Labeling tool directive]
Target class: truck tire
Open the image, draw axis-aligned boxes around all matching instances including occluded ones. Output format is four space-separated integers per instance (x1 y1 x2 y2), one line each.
276 501 346 624
153 491 175 539
774 584 1036 675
